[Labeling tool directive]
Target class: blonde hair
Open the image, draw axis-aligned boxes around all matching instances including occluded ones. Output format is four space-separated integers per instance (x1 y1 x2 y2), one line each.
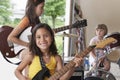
96 24 108 35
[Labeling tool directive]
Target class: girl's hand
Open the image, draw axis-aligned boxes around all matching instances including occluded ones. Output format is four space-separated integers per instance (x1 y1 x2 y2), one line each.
73 55 83 67
19 76 29 80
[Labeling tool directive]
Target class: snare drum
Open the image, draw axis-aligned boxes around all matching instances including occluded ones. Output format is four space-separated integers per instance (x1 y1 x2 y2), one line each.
106 47 120 62
105 32 120 62
85 70 116 80
102 72 116 80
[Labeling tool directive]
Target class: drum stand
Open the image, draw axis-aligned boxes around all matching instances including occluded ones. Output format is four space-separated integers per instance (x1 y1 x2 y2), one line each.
94 49 107 77
84 49 100 78
93 49 100 76
62 33 65 64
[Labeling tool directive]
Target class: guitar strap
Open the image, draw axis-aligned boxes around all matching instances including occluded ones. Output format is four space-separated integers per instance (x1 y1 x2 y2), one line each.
39 56 51 77
32 56 51 80
39 56 47 68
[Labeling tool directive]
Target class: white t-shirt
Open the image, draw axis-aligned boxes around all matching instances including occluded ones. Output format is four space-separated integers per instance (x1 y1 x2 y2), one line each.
89 36 105 67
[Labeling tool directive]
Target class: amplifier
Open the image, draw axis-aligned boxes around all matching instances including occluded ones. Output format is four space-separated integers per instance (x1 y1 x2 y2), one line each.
70 67 84 80
64 58 84 80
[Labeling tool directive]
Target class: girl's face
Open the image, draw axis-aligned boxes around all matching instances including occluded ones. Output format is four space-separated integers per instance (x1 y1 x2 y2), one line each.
96 29 105 38
35 2 44 16
35 28 52 52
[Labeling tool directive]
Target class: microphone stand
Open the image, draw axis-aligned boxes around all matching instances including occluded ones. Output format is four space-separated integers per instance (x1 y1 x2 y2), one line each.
94 49 99 76
62 32 65 65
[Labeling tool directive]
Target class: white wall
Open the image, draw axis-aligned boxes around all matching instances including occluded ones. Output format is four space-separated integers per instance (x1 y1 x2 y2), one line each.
79 0 120 45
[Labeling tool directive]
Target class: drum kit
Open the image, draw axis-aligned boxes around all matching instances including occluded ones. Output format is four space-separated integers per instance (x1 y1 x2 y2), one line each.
56 32 120 80
85 32 120 80
105 32 120 63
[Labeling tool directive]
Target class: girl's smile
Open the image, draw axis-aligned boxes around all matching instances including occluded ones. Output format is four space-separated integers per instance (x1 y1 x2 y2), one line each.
35 28 52 52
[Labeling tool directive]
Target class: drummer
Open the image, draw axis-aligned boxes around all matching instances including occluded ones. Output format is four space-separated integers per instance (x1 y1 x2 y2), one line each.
88 24 111 76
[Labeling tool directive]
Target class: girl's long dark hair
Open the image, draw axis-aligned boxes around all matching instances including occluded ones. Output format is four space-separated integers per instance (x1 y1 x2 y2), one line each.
25 0 45 26
29 23 58 56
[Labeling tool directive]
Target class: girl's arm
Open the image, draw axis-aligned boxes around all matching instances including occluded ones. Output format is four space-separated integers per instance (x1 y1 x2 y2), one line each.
7 17 30 47
14 51 33 80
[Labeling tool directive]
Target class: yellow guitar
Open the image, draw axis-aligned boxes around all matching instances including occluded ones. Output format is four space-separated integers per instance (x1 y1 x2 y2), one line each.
48 37 116 80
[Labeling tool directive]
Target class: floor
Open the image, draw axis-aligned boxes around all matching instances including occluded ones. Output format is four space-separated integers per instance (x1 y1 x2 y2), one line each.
0 53 18 80
109 63 120 80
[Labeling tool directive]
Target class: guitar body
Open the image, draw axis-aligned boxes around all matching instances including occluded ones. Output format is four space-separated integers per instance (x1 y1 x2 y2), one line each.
13 27 32 54
0 26 21 65
0 26 15 58
0 26 32 57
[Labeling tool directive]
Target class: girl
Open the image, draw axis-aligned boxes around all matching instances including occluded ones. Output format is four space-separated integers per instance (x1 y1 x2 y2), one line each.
7 0 45 59
14 23 83 80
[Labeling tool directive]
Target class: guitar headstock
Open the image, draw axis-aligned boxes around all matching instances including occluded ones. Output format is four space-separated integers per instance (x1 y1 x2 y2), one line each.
95 37 117 49
72 19 87 28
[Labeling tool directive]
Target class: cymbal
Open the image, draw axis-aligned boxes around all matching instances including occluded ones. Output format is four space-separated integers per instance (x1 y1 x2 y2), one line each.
106 48 120 62
56 32 79 38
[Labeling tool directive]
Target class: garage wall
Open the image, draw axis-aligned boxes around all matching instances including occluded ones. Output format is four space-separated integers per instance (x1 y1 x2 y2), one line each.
77 0 120 45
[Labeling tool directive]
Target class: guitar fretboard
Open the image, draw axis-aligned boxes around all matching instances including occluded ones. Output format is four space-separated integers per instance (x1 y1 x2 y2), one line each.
53 19 87 33
53 25 71 33
48 45 96 80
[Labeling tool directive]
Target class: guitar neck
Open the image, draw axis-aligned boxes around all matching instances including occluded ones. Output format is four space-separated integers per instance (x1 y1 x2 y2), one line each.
48 45 96 80
53 19 87 33
53 25 71 33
